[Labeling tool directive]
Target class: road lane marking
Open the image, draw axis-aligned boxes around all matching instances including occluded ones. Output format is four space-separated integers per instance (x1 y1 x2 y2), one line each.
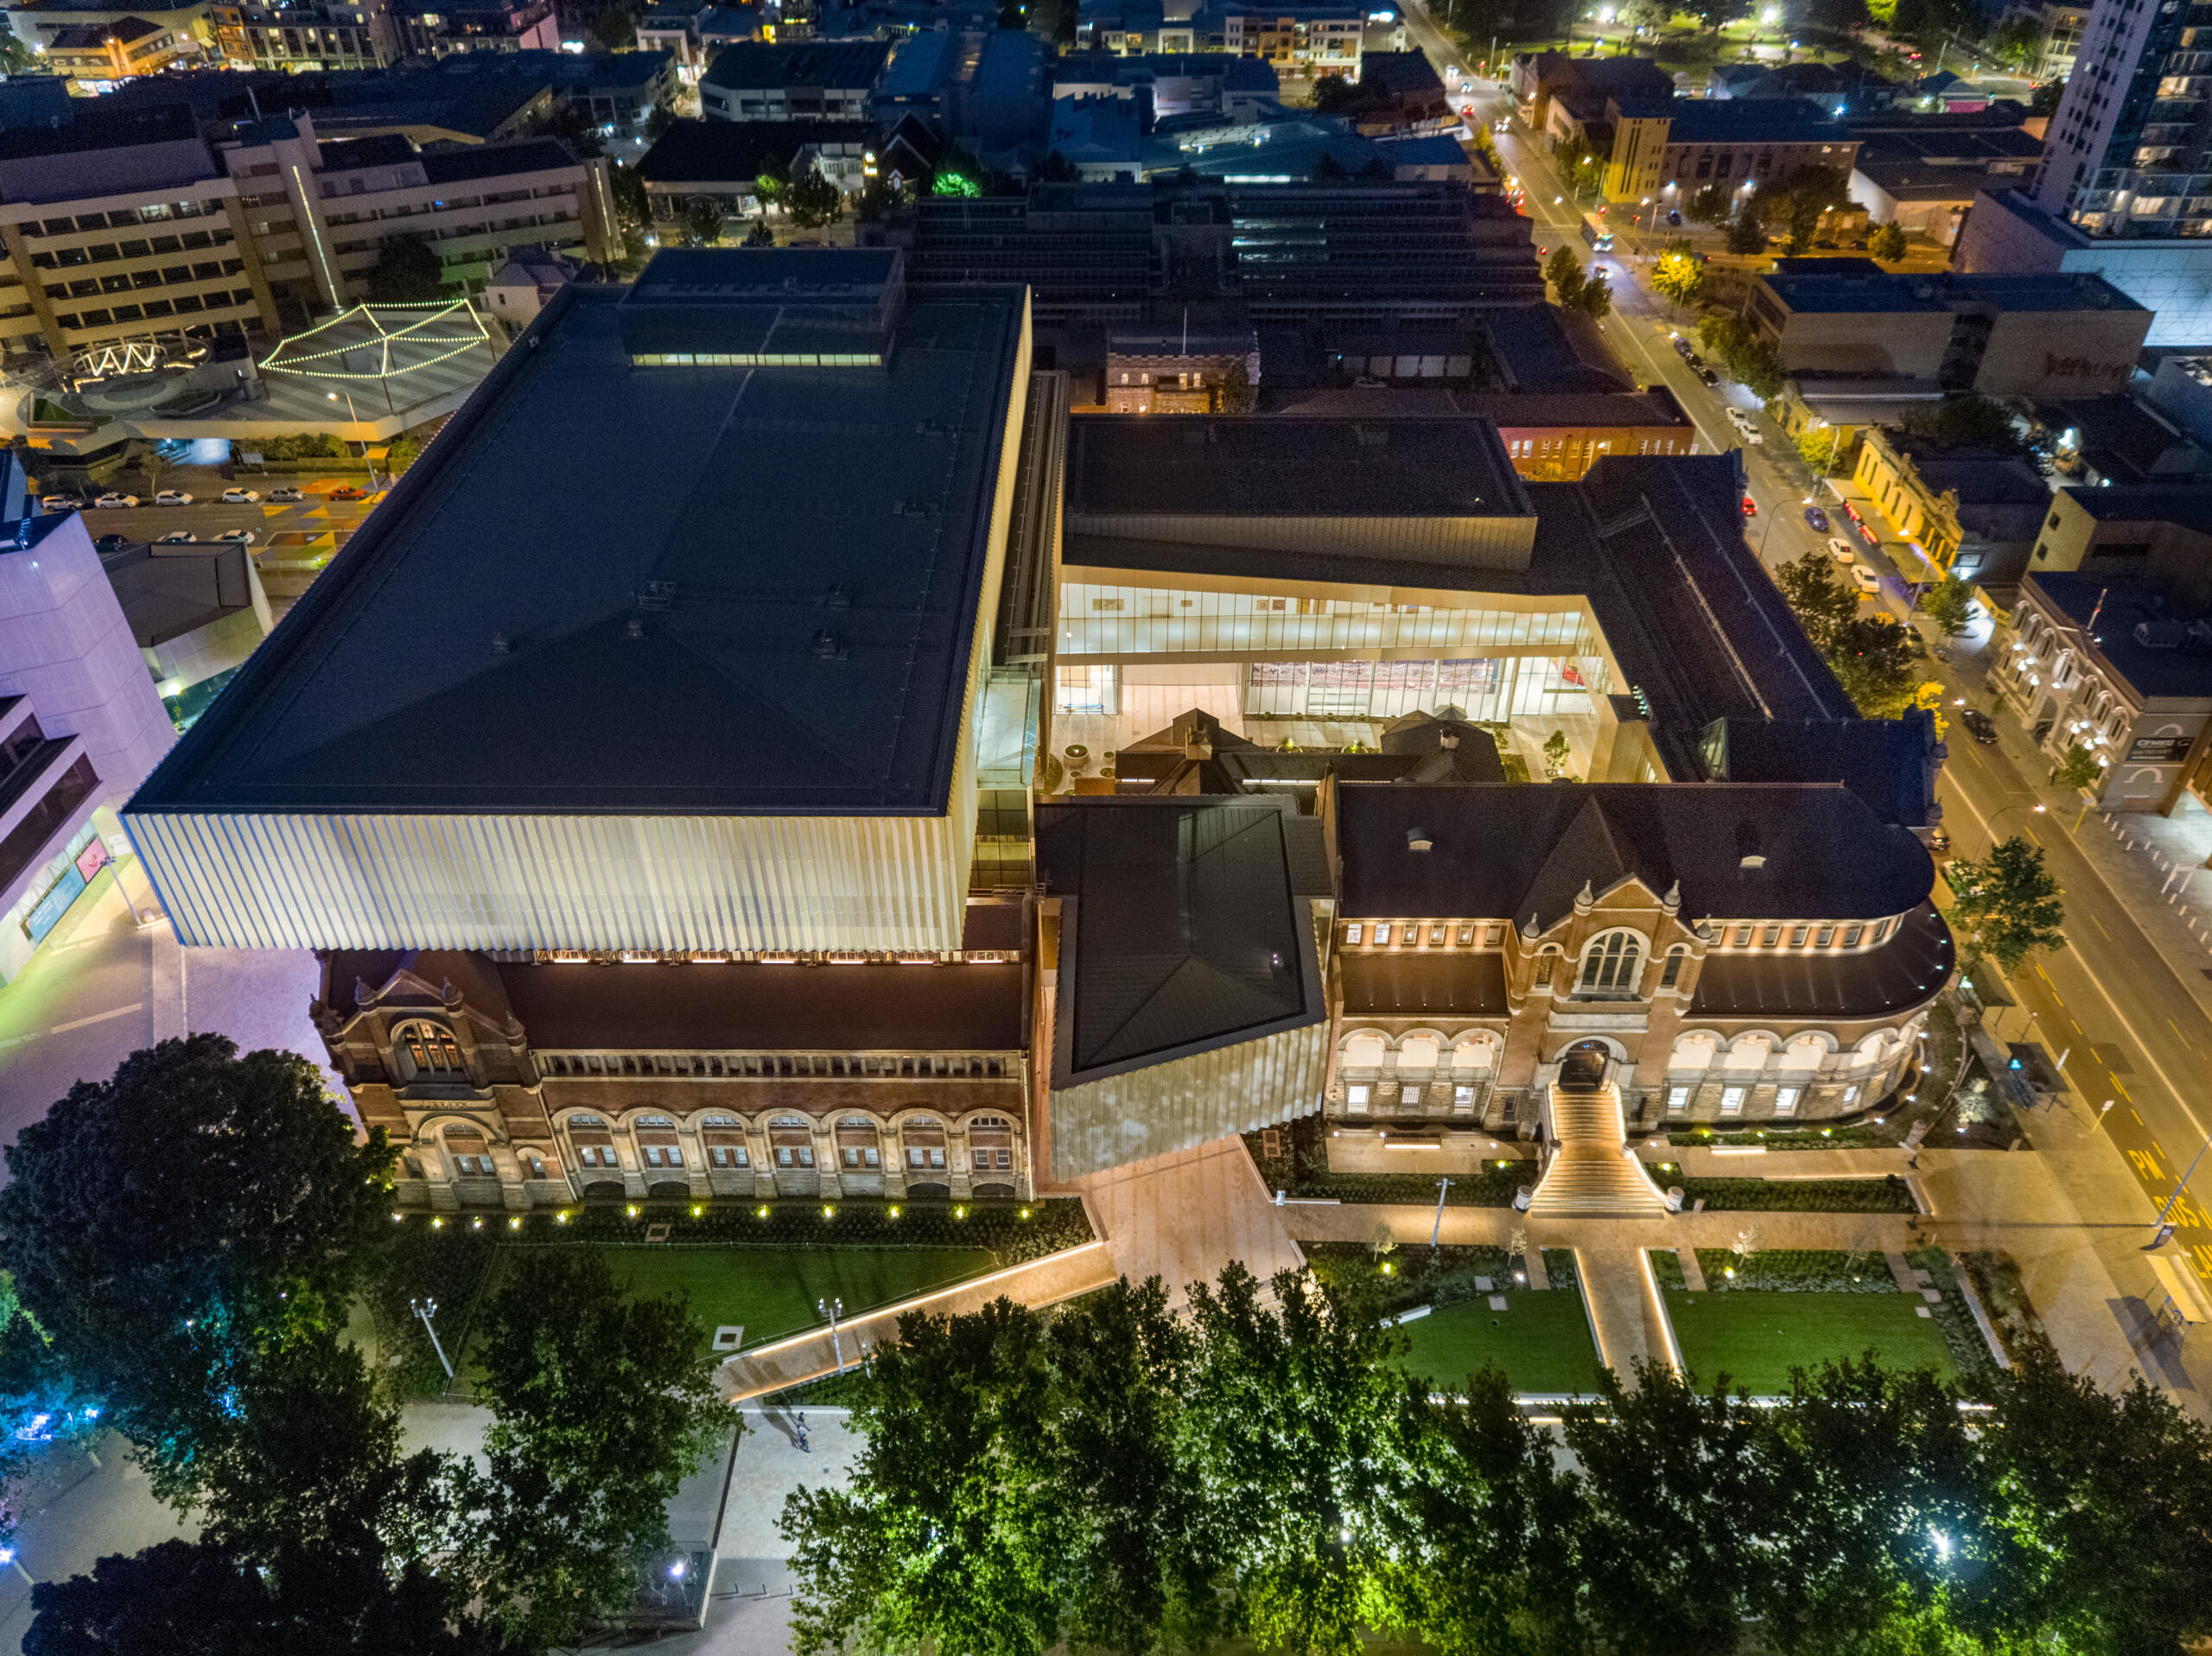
2090 910 2113 938
48 1002 141 1034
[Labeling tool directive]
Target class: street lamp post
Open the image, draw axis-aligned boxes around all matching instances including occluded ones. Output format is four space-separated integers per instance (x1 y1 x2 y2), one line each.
1429 1176 1453 1248
818 1296 847 1376
327 390 379 492
411 1297 454 1380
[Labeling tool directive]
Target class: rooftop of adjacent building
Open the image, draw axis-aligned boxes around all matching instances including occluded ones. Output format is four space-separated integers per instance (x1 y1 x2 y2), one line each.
1614 96 1853 143
1760 269 2144 314
127 253 1028 818
2060 483 2212 529
699 37 893 92
635 117 872 185
2024 572 2212 701
48 14 168 45
1331 781 1936 925
1051 49 1279 90
98 538 258 650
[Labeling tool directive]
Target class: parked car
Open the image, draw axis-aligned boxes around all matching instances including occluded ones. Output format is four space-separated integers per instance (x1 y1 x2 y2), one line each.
1802 504 1830 532
1686 351 1707 370
94 492 137 509
157 531 197 543
1827 536 1855 561
1959 707 1999 745
1696 365 1719 387
154 490 193 506
1666 207 1682 225
1927 823 1952 855
1850 563 1882 595
269 486 305 503
220 487 260 504
330 485 367 501
1741 496 1758 517
39 494 84 512
215 529 256 544
1671 334 1694 359
93 534 129 554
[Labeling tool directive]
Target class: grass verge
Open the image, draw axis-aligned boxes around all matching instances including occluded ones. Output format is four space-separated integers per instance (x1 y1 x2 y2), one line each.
1664 1288 1957 1395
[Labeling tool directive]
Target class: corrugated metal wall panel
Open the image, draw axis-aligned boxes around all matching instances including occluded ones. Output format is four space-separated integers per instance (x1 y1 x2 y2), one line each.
1046 1020 1328 1181
1071 512 1537 569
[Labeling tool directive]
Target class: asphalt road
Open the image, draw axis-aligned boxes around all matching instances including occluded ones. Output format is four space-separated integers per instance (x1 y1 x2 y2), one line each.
68 474 384 571
1408 1 2212 1288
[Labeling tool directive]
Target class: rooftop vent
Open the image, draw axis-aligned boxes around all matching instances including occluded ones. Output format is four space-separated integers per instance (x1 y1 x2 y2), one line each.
2134 619 2188 650
490 631 512 656
1739 853 1767 870
1407 826 1433 853
624 616 645 641
811 629 848 660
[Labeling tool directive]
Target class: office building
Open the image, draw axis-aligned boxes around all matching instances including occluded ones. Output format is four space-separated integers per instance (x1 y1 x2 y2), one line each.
1847 124 2043 246
698 38 890 121
1605 98 1861 206
100 534 275 724
0 511 176 982
1745 268 2150 397
45 13 204 81
207 0 400 70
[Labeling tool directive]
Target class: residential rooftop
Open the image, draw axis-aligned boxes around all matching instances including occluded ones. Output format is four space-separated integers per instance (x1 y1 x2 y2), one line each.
128 257 1027 817
699 38 891 92
635 117 870 185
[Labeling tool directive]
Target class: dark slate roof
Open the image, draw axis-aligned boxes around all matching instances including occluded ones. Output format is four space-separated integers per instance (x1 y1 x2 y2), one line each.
1339 950 1508 1016
319 134 418 170
1065 415 1528 519
701 38 890 92
1335 783 1935 928
1036 797 1327 1086
2025 574 2212 701
128 277 1027 815
420 139 581 184
1112 706 1506 794
1688 902 1952 1018
1703 711 1941 829
635 117 870 185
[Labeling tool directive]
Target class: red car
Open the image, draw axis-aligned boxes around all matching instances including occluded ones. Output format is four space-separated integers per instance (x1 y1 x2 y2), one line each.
1741 496 1758 517
330 485 368 501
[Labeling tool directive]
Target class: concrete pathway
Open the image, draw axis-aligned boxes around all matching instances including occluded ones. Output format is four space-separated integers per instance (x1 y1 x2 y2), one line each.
1642 1145 1916 1180
714 1242 1118 1400
1574 1244 1674 1377
1071 1135 1307 1305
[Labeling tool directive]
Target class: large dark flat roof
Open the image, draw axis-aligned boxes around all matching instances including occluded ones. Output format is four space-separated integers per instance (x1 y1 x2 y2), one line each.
1066 415 1528 519
130 277 1027 815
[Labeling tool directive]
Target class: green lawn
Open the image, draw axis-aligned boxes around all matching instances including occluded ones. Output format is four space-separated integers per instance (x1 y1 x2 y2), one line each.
1395 1291 1604 1397
569 1247 997 1348
1664 1289 1957 1395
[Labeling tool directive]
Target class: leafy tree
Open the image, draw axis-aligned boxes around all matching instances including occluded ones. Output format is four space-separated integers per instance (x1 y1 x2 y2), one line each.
1651 246 1705 313
1725 212 1768 256
1312 71 1358 111
1044 1280 1228 1656
1563 1364 1785 1653
855 179 901 222
385 433 423 473
1868 219 1909 262
1543 244 1586 308
782 167 843 230
2053 743 2103 791
363 234 448 303
1554 131 1607 199
594 3 636 48
1752 164 1851 254
1568 263 1613 320
2030 76 2065 117
933 167 983 198
743 216 774 246
529 99 604 160
606 162 652 263
783 1297 1059 1656
457 1250 732 1650
1900 394 2025 454
1217 358 1257 415
1950 1351 2212 1654
1776 551 1860 653
1797 422 1856 475
22 1537 503 1656
643 102 674 142
1697 309 1784 398
0 1036 392 1494
1946 835 2065 971
1686 181 1735 225
681 198 724 246
1184 1263 1402 1656
1378 1366 1580 1655
1542 728 1571 776
1827 614 1925 718
0 16 41 75
1919 573 1974 635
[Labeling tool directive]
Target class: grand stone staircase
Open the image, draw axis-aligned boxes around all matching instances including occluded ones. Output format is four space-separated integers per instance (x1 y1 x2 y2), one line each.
1529 1083 1672 1217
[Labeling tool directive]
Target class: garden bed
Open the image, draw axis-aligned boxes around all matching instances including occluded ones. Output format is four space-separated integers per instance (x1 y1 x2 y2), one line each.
1908 1247 2005 1380
1306 1243 1600 1396
1243 1114 1525 1207
1692 1247 1893 1293
1675 1177 1918 1213
1959 1249 2052 1364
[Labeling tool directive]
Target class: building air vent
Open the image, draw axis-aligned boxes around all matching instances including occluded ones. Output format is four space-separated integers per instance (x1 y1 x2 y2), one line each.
1406 826 1433 853
2134 619 2188 650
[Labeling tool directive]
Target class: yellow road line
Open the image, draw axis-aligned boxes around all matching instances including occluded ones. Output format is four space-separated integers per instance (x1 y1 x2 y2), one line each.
2090 910 2113 938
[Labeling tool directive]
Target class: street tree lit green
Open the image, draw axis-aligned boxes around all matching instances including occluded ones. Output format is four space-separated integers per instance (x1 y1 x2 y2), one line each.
1650 246 1705 314
1947 836 2067 972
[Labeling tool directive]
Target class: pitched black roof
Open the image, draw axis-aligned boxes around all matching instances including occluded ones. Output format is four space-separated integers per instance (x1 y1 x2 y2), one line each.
635 117 870 185
1688 903 1951 1019
1036 797 1327 1086
1334 783 1935 928
1704 711 1941 829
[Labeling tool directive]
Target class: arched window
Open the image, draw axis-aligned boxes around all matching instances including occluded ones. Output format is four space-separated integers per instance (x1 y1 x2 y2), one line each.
393 1020 462 1080
1578 930 1643 993
1659 946 1686 988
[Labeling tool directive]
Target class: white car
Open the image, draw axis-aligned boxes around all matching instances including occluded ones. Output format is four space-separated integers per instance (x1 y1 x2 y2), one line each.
1850 563 1882 595
220 487 260 504
1827 537 1855 561
157 530 197 543
39 494 83 512
215 529 257 544
154 490 193 506
269 486 305 503
94 492 138 509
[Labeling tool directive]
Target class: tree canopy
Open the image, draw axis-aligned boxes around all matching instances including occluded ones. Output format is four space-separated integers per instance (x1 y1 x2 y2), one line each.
781 167 843 230
1948 835 2066 972
1900 394 2027 455
1868 219 1909 262
0 1035 392 1481
1696 310 1784 399
1751 165 1851 255
362 235 448 304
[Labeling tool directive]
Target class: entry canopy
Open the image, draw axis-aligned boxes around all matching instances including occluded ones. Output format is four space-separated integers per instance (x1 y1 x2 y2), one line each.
258 300 493 382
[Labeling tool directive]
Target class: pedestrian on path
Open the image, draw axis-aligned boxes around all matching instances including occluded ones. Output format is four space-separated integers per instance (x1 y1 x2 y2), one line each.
794 1411 810 1454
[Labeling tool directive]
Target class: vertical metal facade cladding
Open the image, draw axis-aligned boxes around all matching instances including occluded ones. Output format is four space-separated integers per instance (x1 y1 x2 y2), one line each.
123 809 976 954
1046 1020 1329 1181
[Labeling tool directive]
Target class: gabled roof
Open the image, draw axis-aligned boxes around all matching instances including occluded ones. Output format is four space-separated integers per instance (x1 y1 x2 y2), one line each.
1036 796 1327 1085
1334 783 1935 924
